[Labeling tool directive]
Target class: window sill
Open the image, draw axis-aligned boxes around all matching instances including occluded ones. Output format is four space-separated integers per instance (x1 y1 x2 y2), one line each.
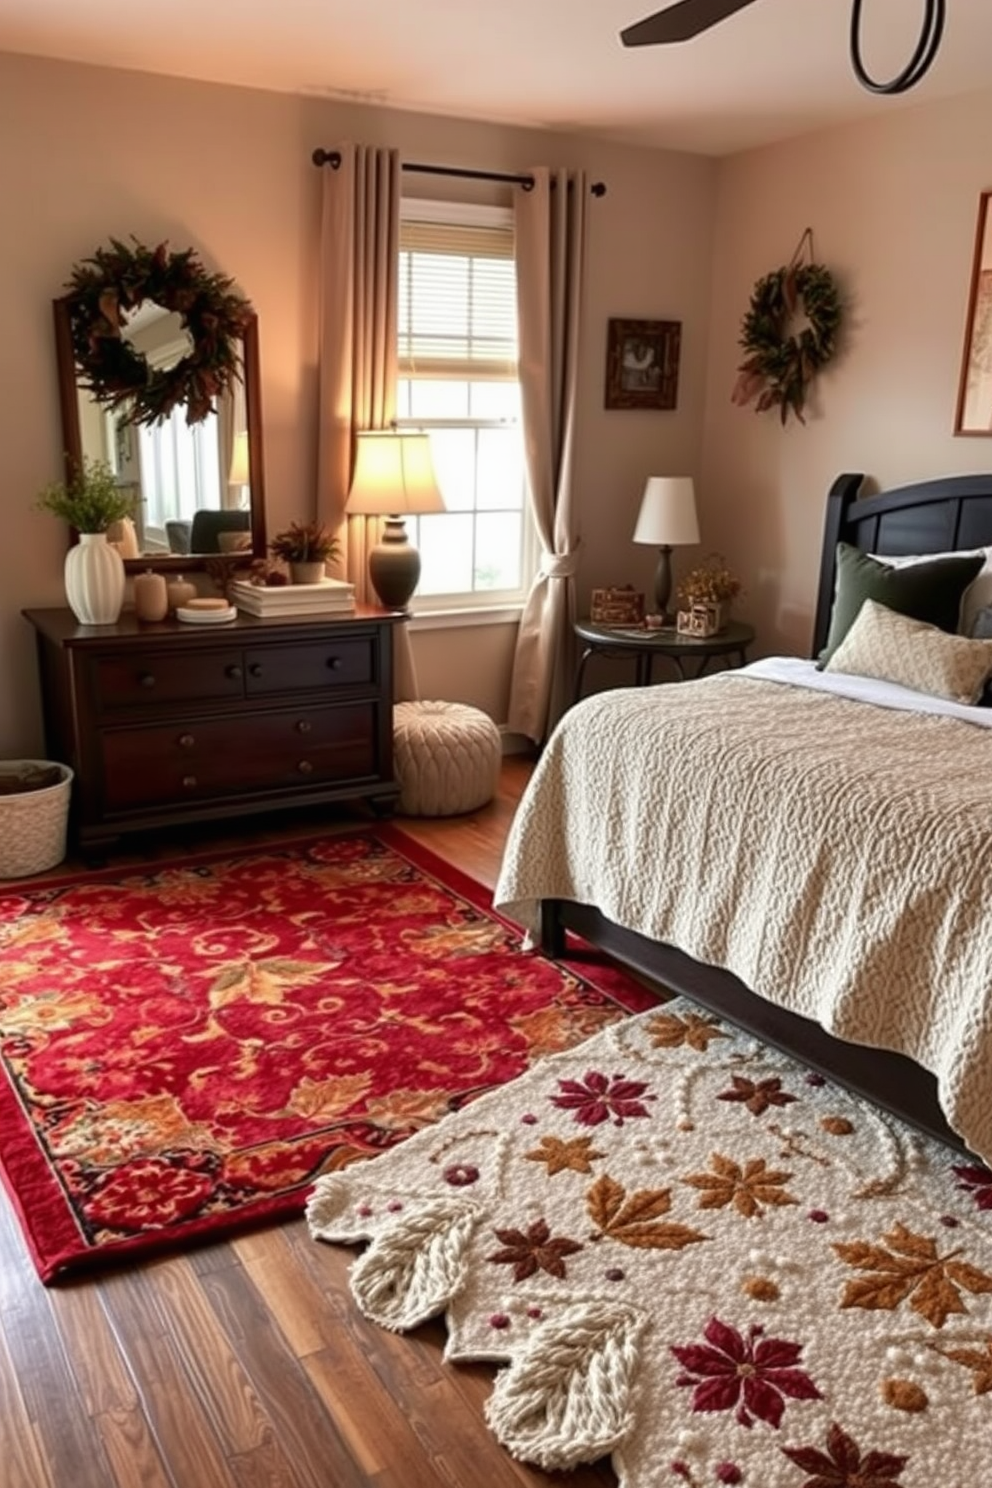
407 604 525 632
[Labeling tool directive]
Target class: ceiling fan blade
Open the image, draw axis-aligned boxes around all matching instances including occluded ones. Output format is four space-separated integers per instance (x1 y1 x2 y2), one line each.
621 0 762 47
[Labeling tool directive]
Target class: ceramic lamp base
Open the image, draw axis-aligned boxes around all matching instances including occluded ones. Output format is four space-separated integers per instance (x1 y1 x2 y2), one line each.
368 517 421 610
652 544 674 620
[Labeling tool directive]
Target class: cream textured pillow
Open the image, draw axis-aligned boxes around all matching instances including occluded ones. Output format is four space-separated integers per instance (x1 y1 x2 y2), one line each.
825 598 992 705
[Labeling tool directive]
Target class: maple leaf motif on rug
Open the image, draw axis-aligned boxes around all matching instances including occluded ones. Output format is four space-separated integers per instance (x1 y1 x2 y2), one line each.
307 1003 992 1488
0 828 653 1281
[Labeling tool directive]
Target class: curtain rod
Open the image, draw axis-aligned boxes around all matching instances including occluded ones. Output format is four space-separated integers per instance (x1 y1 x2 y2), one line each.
311 149 606 197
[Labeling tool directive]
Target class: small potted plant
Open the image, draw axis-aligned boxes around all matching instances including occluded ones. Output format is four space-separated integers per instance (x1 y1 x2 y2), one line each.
269 520 340 585
36 457 138 625
676 555 741 637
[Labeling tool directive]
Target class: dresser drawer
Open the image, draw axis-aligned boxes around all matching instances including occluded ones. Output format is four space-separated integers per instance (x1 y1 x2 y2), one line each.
92 649 246 713
99 704 379 812
243 637 375 696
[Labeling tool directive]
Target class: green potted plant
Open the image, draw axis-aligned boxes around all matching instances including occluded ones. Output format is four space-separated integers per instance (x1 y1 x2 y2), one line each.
269 520 340 585
36 457 138 625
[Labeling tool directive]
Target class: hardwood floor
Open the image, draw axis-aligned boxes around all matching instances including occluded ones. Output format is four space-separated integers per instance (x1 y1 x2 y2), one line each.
0 758 619 1488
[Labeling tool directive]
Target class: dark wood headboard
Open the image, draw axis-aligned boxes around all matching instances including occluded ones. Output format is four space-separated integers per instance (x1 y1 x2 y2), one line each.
812 471 992 656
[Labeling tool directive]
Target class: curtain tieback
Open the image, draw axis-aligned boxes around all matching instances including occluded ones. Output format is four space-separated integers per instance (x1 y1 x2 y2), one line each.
538 552 579 580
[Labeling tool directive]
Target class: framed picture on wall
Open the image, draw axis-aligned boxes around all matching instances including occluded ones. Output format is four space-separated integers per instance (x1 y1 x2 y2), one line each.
955 191 992 435
604 317 681 410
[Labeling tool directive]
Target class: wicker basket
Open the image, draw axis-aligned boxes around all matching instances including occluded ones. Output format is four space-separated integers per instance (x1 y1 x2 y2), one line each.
0 761 74 878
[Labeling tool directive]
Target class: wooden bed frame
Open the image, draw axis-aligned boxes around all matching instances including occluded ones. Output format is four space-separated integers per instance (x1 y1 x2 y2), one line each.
541 470 992 1157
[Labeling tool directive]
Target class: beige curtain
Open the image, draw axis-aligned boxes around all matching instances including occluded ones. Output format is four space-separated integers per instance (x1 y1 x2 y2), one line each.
315 142 418 699
506 167 586 744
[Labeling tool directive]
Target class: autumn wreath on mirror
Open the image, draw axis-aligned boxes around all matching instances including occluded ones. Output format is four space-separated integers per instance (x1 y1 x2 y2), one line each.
63 237 253 426
732 229 842 426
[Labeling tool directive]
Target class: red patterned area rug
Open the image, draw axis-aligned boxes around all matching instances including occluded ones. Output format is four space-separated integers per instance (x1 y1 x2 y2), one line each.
308 1001 992 1488
0 827 654 1282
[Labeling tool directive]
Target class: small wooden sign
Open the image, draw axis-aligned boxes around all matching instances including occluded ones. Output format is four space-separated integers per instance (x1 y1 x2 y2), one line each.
591 586 645 625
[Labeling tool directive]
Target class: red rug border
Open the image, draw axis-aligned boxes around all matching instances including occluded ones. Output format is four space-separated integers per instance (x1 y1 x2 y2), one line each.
0 825 653 1284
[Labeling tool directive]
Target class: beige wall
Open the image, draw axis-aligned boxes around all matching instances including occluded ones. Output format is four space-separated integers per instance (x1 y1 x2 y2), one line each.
702 86 992 659
0 51 718 756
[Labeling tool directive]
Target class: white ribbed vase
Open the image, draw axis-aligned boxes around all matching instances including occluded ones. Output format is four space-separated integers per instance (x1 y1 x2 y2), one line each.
64 533 126 625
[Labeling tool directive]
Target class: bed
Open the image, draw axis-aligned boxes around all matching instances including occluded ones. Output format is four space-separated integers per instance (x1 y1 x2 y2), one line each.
494 471 992 1164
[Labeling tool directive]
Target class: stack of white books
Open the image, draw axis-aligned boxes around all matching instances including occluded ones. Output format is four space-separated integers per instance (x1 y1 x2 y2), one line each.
229 577 356 618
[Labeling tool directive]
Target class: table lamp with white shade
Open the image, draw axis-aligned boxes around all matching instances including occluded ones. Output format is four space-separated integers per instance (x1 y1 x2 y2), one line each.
632 475 700 619
345 430 445 610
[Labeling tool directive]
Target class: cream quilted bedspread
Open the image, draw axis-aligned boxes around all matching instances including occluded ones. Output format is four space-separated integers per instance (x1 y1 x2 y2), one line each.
494 673 992 1164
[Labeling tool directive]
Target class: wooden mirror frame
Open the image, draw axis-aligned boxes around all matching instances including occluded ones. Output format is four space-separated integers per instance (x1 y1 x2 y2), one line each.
52 296 267 572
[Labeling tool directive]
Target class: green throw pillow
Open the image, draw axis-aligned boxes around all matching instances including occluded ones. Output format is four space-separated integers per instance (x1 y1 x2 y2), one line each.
817 543 984 666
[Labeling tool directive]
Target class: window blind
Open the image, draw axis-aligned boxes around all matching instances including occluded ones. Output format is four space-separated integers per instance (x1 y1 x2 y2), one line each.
398 217 517 379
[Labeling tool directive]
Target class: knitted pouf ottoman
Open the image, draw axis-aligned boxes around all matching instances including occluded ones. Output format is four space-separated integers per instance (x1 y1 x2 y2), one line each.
393 700 502 817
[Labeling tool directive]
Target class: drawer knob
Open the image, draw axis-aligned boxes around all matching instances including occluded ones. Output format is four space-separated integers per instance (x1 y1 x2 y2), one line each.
249 663 263 678
226 664 243 680
326 656 342 671
178 734 196 750
182 775 198 789
139 672 156 688
295 720 312 734
297 760 314 776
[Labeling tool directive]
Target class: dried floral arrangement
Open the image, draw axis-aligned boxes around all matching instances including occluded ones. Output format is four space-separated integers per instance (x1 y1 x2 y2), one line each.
245 559 290 588
202 555 253 599
677 555 742 609
65 237 253 426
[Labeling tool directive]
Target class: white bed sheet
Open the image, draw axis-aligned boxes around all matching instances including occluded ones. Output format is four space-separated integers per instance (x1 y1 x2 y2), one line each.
741 653 992 727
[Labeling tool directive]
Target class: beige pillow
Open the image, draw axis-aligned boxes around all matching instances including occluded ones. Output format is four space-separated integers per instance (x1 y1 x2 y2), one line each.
825 598 992 705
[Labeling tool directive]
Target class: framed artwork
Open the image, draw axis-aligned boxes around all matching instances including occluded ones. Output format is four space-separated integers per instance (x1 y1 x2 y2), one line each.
955 191 992 435
604 317 681 410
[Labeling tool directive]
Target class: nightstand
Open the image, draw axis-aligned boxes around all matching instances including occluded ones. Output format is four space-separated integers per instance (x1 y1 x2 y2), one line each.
573 618 755 704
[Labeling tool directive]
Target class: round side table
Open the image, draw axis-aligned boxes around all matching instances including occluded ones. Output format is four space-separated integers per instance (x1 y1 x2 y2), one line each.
573 618 755 703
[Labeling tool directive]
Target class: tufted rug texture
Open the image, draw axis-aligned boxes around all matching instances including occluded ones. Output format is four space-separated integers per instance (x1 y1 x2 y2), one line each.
0 828 651 1282
308 1000 992 1488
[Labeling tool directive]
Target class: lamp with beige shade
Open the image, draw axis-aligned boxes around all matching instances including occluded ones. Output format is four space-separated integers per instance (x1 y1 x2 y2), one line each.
345 430 445 611
632 475 700 620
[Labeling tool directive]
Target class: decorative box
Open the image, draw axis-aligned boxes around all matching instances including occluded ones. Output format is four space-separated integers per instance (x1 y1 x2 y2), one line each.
676 602 724 638
590 585 645 626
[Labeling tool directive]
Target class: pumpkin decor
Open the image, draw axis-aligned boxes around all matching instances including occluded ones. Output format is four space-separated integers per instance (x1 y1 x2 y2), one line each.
64 237 253 426
732 234 842 426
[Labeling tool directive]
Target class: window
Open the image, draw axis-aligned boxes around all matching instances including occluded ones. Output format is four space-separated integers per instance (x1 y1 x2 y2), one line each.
396 203 533 611
137 409 222 550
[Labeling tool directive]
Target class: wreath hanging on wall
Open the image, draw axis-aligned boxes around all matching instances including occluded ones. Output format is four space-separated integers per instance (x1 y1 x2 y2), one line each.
64 237 253 426
731 229 842 426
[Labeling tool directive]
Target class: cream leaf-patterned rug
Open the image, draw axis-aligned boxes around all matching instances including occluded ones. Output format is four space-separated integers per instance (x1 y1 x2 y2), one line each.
306 1001 992 1488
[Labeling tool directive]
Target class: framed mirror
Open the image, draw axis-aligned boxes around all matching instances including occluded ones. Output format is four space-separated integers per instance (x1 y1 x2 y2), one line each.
53 296 266 570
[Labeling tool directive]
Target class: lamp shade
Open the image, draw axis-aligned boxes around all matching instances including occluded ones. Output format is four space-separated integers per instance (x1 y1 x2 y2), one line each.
345 431 445 517
632 476 700 547
228 430 250 488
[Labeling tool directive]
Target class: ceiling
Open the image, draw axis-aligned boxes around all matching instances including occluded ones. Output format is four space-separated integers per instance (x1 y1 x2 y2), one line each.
0 0 989 156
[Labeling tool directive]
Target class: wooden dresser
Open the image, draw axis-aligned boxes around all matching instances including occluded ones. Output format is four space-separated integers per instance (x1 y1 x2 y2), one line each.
23 606 402 850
